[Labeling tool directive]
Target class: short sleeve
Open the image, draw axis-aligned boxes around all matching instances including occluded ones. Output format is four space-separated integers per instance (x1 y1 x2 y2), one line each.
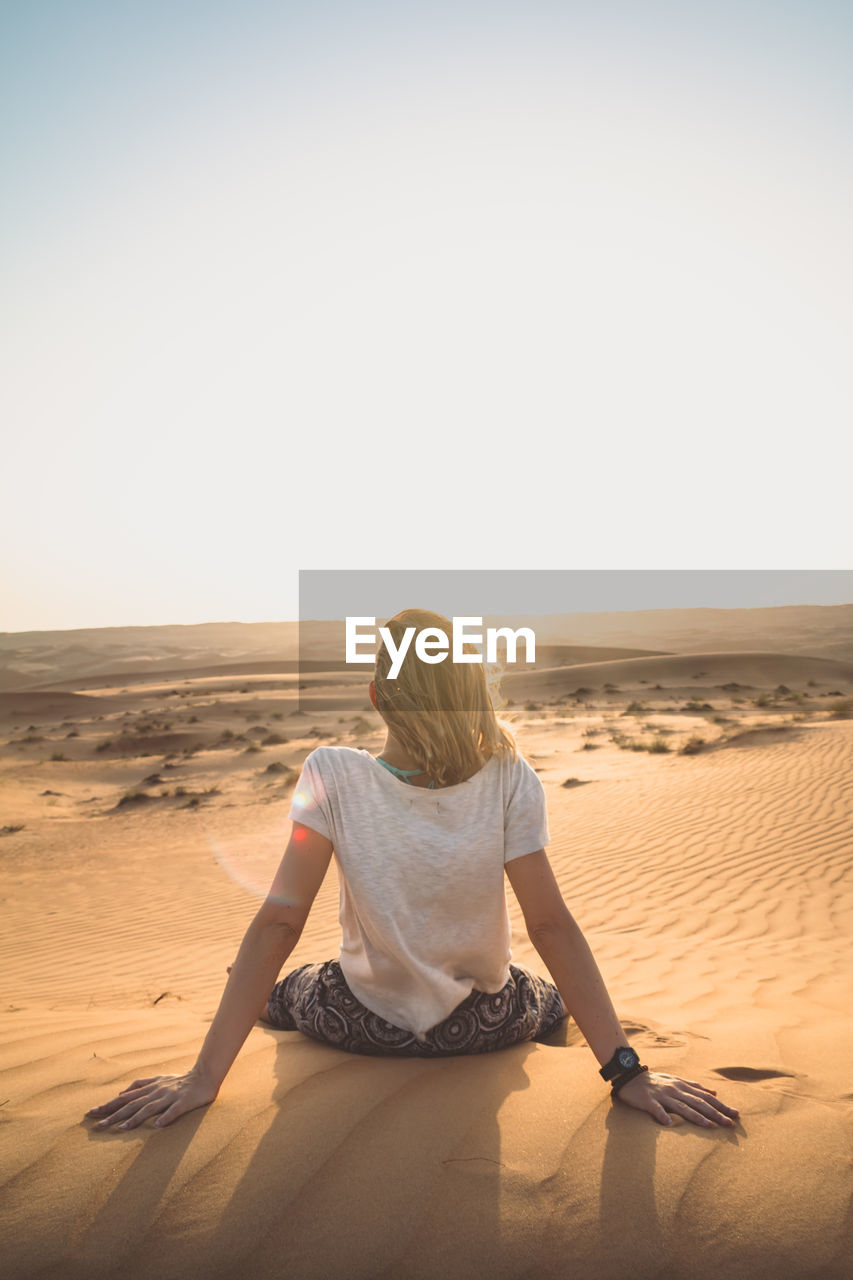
503 754 550 863
288 749 333 841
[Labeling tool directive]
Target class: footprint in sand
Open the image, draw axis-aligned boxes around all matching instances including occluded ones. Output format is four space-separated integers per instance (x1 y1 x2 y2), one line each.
712 1067 798 1082
620 1020 686 1049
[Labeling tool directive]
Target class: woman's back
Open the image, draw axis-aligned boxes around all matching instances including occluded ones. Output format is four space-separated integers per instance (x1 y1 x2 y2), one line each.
291 744 549 1036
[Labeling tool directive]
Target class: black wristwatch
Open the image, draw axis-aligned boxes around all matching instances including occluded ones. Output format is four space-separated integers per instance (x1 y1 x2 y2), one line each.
600 1046 641 1082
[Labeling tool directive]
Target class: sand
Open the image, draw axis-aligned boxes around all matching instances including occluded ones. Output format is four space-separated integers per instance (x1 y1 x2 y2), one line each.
1 624 852 1279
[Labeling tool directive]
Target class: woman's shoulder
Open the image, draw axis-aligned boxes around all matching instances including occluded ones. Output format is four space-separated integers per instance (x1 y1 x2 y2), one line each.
496 746 542 793
302 745 372 775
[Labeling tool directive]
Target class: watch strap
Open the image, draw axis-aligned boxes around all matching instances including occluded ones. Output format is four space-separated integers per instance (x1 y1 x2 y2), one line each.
611 1063 649 1097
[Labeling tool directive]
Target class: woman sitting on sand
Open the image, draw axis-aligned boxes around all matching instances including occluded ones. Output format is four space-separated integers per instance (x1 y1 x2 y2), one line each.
88 608 738 1132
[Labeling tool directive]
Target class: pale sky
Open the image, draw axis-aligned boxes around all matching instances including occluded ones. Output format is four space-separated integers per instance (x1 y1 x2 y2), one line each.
2 1 852 631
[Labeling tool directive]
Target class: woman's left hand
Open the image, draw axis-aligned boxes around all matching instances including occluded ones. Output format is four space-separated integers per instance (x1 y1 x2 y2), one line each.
615 1070 739 1127
87 1068 218 1131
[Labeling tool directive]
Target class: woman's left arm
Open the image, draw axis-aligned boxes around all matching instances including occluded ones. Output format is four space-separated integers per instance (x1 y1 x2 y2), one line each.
87 822 333 1130
506 848 739 1128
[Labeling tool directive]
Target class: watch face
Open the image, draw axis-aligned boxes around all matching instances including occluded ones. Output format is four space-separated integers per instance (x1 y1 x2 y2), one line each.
617 1048 637 1069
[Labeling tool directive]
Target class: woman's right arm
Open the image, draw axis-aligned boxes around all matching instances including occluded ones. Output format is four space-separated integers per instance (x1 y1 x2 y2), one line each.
505 849 739 1128
87 822 333 1130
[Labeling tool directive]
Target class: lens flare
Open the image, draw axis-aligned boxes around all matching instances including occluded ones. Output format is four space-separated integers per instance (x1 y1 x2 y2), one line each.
203 816 289 900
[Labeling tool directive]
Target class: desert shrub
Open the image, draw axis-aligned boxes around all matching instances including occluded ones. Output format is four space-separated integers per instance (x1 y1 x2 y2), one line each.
580 742 599 751
272 712 284 720
65 730 79 738
50 752 67 761
95 740 112 752
680 736 706 755
264 760 292 775
262 733 288 746
828 699 852 719
118 791 153 807
603 683 619 693
524 702 541 711
244 743 262 753
623 702 647 716
619 736 669 753
1 823 25 835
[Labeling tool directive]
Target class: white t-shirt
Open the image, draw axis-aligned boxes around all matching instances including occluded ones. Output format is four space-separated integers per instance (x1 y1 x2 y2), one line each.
288 745 549 1036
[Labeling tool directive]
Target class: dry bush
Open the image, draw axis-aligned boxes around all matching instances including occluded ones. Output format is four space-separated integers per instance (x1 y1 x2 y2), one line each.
117 791 154 807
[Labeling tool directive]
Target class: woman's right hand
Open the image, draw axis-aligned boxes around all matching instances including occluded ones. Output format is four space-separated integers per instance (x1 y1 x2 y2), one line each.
87 1067 218 1131
615 1070 739 1127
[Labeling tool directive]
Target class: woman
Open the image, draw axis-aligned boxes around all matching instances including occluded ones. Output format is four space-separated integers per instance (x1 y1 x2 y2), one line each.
88 609 738 1131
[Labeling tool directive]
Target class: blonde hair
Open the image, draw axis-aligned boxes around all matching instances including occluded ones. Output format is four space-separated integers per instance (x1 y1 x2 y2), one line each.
373 608 516 788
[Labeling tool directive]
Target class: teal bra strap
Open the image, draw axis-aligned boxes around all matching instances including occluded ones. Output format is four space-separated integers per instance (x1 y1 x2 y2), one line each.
376 757 436 789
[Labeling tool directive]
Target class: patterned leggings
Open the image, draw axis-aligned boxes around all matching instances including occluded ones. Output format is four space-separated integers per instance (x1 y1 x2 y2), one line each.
265 960 567 1057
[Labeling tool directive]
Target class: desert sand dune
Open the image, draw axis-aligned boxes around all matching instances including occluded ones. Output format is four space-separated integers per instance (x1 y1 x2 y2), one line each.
2 602 851 689
1 625 852 1278
503 650 853 702
0 690 108 719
